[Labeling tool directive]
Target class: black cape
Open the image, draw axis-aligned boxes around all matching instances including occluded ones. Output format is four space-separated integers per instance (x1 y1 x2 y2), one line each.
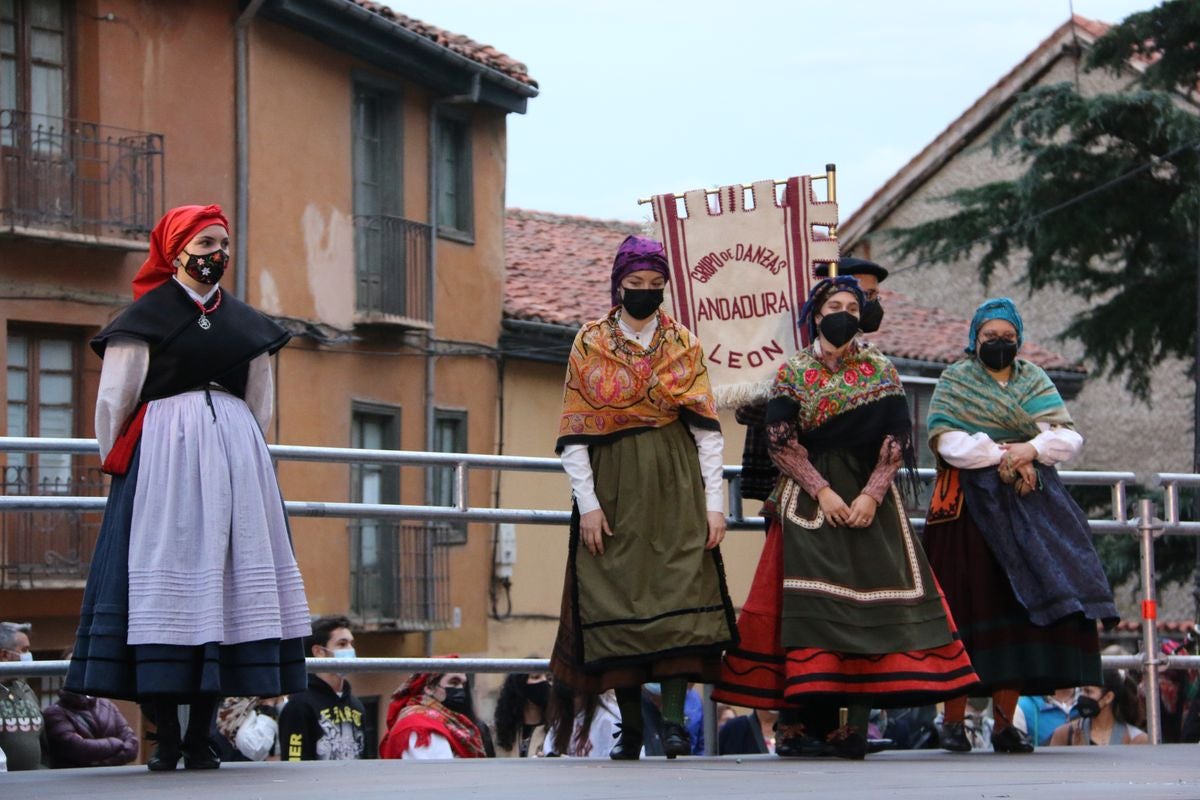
91 280 290 401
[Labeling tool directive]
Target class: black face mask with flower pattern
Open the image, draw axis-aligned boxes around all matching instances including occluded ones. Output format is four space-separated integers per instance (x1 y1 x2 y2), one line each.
182 248 228 285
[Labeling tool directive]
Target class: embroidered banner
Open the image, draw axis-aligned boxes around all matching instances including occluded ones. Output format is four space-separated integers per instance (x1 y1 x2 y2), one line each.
650 177 838 407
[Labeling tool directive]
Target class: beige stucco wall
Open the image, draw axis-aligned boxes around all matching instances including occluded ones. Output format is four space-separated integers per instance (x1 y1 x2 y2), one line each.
858 55 1193 478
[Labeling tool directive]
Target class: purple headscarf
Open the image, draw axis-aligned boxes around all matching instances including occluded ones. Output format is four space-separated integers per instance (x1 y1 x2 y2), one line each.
610 235 669 306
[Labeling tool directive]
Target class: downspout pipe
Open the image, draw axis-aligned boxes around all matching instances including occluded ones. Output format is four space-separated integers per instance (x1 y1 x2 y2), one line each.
235 0 267 300
424 73 481 655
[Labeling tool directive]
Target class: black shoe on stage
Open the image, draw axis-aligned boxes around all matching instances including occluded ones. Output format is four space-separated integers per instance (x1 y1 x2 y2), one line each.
609 723 642 760
827 726 868 761
662 721 691 759
991 725 1035 754
938 721 972 753
146 739 181 772
182 739 221 770
775 723 833 758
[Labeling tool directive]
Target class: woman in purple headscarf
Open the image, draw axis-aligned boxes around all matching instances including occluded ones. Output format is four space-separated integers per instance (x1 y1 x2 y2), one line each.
551 235 737 760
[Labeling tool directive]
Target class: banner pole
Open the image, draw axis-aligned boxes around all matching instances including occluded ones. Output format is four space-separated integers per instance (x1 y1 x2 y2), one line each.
826 163 838 278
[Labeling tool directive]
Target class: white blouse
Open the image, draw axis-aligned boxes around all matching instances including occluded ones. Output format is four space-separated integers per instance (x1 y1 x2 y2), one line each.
935 423 1083 469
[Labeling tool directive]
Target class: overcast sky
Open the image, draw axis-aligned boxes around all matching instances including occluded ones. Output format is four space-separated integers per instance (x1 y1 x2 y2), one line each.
385 0 1155 223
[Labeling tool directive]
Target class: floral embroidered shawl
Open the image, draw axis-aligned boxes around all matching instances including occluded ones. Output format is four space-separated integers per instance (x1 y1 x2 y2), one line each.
556 308 720 452
379 673 487 759
770 341 906 434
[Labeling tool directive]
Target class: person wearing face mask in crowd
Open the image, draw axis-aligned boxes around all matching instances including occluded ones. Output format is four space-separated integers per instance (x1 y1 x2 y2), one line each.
493 672 550 757
278 616 365 761
380 666 487 759
923 298 1117 755
714 277 979 760
64 205 310 772
552 234 736 761
0 622 45 770
1049 671 1148 745
1015 687 1080 747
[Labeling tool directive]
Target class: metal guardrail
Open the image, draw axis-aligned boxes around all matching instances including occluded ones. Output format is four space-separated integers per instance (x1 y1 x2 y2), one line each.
0 437 1195 747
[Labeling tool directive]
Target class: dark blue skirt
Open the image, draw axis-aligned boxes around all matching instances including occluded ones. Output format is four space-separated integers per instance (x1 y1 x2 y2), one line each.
65 444 307 701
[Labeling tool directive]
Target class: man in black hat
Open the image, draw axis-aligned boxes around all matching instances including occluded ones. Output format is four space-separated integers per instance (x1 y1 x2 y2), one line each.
814 256 889 335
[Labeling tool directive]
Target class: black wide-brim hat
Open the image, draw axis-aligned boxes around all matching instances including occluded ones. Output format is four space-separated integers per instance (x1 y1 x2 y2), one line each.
815 256 888 281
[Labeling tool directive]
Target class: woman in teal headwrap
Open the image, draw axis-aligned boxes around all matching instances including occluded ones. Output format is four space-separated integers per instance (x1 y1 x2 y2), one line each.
923 298 1117 754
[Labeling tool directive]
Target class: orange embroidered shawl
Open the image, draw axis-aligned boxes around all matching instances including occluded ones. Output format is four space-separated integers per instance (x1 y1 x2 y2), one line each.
556 308 720 452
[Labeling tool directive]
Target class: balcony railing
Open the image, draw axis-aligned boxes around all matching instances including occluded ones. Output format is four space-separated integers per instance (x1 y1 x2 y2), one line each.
0 463 106 589
354 214 432 325
0 109 164 242
350 520 451 631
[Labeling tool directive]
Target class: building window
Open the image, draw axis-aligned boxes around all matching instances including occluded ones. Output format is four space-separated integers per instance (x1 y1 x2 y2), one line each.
2 326 104 590
432 409 467 545
1 0 68 127
435 113 472 239
6 327 76 489
349 404 400 623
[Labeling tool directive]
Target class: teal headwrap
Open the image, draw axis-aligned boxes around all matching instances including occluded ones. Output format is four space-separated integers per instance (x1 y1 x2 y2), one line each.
966 297 1023 354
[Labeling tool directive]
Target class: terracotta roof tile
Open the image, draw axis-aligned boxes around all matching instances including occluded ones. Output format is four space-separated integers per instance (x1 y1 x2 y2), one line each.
504 209 1083 373
347 1 537 87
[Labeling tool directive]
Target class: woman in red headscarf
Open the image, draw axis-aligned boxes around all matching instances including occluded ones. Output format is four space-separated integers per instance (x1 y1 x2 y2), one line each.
379 669 488 759
65 205 311 771
550 235 737 761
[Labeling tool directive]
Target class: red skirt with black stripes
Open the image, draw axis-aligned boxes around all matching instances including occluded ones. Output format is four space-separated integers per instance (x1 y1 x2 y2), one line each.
713 516 980 709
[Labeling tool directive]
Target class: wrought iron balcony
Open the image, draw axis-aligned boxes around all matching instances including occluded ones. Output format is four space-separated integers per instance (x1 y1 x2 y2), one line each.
354 214 432 326
350 520 452 631
0 109 164 244
0 464 106 589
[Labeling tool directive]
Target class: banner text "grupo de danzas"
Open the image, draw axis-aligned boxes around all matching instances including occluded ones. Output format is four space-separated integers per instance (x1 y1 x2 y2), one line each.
690 242 787 282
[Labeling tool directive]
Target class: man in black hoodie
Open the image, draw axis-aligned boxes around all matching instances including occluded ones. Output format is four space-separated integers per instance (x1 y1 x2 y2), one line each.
279 616 365 761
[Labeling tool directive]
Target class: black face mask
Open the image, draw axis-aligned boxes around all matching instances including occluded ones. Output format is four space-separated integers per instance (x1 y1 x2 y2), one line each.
978 339 1019 371
1074 696 1101 719
817 311 859 348
858 299 884 333
182 248 228 285
621 288 664 320
522 681 550 709
442 686 470 715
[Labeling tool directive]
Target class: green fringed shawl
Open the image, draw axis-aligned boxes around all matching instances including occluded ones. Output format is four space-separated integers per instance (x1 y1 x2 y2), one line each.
927 357 1074 449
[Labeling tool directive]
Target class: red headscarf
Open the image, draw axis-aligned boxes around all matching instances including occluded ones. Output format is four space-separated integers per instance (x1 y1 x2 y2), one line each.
378 658 487 759
132 204 229 299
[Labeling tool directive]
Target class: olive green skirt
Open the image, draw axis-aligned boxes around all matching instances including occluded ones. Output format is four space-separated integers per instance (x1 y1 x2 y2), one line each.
551 421 737 692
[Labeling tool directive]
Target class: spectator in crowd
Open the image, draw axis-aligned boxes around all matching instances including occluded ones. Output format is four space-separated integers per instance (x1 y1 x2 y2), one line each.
279 616 365 761
493 672 550 758
380 666 487 759
718 708 778 755
1050 671 1148 746
0 621 45 770
1016 687 1079 747
543 683 620 758
213 696 283 762
43 687 138 768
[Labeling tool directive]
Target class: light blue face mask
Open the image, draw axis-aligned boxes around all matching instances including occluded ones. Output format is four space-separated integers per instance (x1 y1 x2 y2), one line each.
643 682 662 698
18 652 33 663
331 648 356 660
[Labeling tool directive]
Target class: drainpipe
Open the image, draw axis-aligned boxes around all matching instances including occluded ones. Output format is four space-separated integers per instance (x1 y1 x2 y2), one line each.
234 0 267 300
424 73 481 656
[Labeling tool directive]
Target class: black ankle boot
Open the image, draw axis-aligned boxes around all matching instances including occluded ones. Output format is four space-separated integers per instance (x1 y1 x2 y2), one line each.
146 702 181 772
609 722 643 760
662 721 691 759
939 721 972 753
182 696 221 770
